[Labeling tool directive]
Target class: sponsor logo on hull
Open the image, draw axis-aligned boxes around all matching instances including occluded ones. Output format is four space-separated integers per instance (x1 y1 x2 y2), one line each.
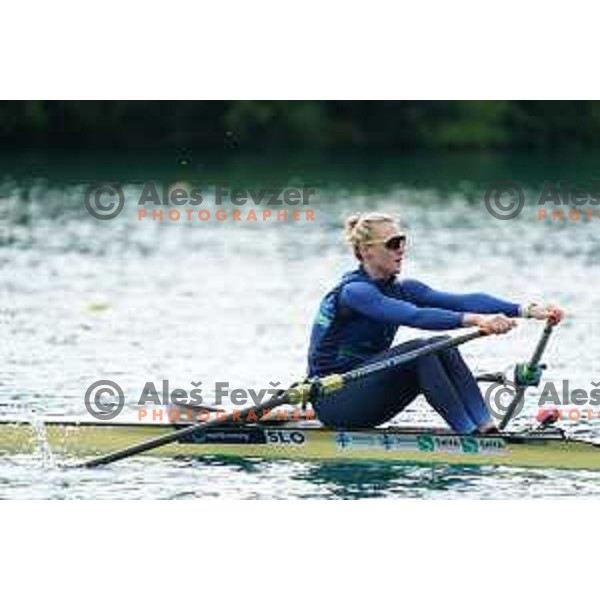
336 433 507 455
178 428 307 446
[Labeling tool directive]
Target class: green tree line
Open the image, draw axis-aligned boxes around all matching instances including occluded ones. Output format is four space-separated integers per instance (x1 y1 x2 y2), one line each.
2 100 600 151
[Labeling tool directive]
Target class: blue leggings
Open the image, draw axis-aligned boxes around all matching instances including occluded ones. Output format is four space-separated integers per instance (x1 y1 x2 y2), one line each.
313 337 491 434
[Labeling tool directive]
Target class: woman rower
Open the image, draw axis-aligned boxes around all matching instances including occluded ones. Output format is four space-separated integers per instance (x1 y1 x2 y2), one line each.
307 212 564 434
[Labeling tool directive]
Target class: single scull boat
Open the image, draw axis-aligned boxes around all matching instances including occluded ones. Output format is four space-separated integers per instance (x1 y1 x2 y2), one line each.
3 321 594 470
1 418 598 470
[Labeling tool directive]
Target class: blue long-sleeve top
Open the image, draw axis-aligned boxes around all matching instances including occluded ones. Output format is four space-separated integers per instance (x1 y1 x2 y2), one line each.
307 267 520 377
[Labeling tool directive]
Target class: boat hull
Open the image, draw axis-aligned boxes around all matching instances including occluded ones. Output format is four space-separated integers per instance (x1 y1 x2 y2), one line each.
1 421 600 470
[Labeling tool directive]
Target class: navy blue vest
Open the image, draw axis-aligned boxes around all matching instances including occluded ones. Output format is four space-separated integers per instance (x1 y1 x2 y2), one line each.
307 268 398 377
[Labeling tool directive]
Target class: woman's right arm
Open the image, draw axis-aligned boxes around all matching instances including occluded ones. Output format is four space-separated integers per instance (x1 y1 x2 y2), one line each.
462 313 516 334
341 282 464 330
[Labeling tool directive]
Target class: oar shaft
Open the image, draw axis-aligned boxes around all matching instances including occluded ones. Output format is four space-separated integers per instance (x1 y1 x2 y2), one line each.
528 321 554 365
498 387 527 430
341 330 483 383
80 328 486 468
499 321 555 430
82 389 292 468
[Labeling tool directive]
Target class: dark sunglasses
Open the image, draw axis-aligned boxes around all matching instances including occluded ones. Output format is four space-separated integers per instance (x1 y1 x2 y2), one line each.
364 234 407 251
383 234 407 251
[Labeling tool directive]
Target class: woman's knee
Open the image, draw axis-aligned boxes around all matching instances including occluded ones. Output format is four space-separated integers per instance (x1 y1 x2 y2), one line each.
439 345 466 362
415 352 444 368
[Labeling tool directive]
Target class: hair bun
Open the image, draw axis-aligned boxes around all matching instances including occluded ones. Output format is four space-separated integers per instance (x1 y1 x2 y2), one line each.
344 213 361 239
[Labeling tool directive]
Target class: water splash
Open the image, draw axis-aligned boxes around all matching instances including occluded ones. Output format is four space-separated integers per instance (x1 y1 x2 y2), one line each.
30 412 57 469
11 400 58 470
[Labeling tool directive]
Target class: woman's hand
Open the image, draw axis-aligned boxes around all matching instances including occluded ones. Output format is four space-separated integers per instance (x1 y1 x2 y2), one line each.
463 313 517 334
522 303 565 324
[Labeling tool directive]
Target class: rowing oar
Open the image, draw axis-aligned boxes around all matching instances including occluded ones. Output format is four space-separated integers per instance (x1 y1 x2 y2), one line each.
498 319 557 430
80 329 485 468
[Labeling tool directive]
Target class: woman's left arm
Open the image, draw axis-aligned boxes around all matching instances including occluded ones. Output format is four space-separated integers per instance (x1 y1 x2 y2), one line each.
396 279 565 322
397 279 520 316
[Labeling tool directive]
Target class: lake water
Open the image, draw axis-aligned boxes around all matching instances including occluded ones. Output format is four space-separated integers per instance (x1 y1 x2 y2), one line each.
2 151 600 499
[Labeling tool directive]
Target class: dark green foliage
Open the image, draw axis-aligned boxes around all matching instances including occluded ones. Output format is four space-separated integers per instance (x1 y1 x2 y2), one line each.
1 100 599 151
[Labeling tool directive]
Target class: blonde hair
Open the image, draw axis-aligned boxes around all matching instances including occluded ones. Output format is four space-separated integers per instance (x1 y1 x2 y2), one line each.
344 212 399 260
